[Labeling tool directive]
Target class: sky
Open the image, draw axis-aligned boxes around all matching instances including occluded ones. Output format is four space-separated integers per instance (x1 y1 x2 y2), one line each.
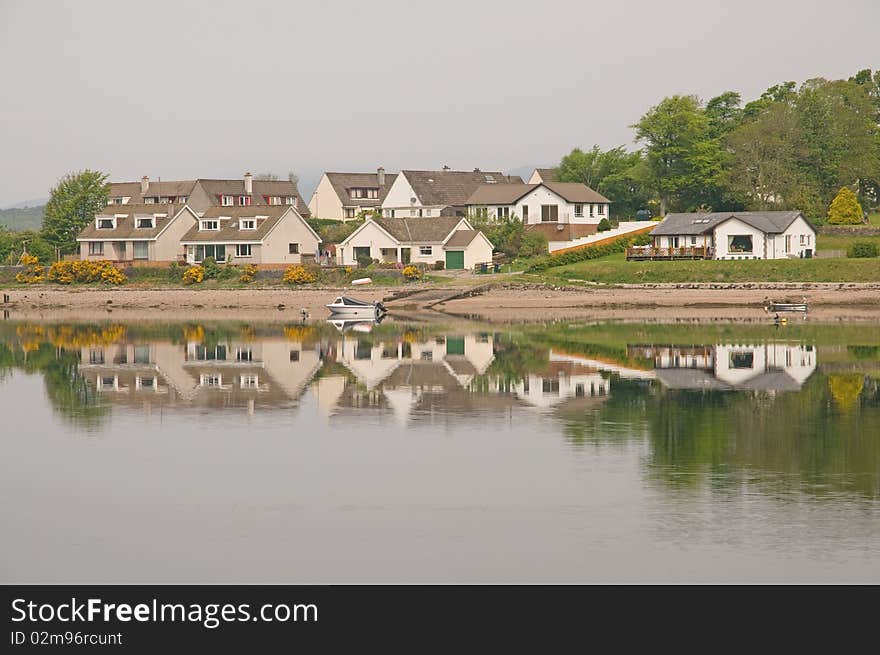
0 0 878 207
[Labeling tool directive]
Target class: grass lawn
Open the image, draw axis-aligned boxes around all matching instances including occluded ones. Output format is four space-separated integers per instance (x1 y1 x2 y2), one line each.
817 232 880 252
529 255 880 284
869 212 880 226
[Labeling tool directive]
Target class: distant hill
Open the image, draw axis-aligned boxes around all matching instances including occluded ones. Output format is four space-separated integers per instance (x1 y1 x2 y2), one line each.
0 205 45 231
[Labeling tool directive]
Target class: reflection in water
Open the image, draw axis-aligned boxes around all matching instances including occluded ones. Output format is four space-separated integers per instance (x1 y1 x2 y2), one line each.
1 319 879 582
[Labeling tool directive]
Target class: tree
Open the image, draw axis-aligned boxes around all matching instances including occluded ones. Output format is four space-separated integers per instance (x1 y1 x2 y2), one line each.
288 171 299 188
632 95 721 215
41 170 108 256
556 146 649 218
827 186 864 224
705 91 742 138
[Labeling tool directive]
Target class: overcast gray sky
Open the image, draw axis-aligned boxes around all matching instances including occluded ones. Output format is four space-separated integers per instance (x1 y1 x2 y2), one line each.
1 0 877 206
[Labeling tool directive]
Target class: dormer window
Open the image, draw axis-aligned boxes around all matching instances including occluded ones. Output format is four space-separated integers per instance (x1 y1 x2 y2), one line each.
284 196 295 205
221 195 234 206
177 196 187 203
350 188 378 199
144 197 155 204
97 217 116 229
200 220 219 231
269 196 282 205
238 195 251 206
240 219 256 230
136 216 155 229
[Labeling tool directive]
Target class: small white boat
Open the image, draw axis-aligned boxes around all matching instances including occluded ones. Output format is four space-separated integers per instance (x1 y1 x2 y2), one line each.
765 301 808 313
327 317 383 333
325 295 387 318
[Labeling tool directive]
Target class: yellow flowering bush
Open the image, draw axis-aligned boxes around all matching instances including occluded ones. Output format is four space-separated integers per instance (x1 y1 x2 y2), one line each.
239 264 258 283
20 254 40 266
15 254 46 283
282 265 316 285
182 266 205 284
284 325 316 341
46 260 127 285
402 264 422 280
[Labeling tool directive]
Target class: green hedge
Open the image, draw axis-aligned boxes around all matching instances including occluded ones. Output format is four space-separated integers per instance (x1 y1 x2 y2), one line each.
847 240 879 258
526 233 651 272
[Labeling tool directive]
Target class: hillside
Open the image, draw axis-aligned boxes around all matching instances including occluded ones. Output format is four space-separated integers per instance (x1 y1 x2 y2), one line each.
0 205 44 231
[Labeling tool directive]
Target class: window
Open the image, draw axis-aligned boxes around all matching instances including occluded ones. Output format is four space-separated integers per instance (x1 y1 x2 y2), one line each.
194 244 226 263
177 196 187 203
99 376 116 390
134 345 151 363
144 197 155 204
800 234 806 245
136 376 155 390
200 374 222 387
285 196 295 205
521 206 528 221
88 242 104 256
112 198 123 204
420 246 433 256
472 207 488 220
235 244 252 258
542 379 560 394
729 351 755 369
193 345 227 361
89 349 104 364
238 195 251 206
133 242 149 260
97 218 114 229
496 206 510 219
421 351 433 361
288 243 299 254
200 220 219 231
236 348 253 362
784 235 792 252
410 209 417 217
598 204 605 215
240 219 256 230
541 205 558 222
589 204 595 217
351 188 378 199
240 375 259 389
222 195 234 206
136 217 154 229
574 204 583 218
728 235 753 253
690 236 697 246
269 196 282 205
343 208 357 219
289 350 300 362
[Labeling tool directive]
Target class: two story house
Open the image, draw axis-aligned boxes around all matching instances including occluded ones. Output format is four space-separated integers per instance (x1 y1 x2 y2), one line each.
308 168 397 221
381 169 523 218
76 204 199 262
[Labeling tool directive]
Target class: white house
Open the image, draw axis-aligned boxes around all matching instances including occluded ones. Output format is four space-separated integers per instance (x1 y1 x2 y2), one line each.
308 168 397 221
381 169 523 218
179 205 321 265
336 216 493 269
649 211 816 259
465 181 611 243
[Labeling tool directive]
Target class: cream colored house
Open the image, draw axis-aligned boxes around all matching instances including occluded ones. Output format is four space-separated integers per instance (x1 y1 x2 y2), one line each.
336 216 493 270
76 204 199 262
650 211 816 259
308 168 397 221
180 205 321 265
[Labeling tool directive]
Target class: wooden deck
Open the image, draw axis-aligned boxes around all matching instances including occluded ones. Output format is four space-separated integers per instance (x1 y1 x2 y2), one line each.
626 246 712 260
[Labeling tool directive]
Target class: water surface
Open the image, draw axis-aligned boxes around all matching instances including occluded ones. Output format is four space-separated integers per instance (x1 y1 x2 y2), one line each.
1 318 878 582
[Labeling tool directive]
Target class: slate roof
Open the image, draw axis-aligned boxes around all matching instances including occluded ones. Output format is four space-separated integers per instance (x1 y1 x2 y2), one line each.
532 168 558 182
466 182 609 205
400 170 523 207
77 204 190 240
325 172 398 207
655 367 805 392
444 230 480 247
371 216 463 243
651 211 809 236
180 206 317 243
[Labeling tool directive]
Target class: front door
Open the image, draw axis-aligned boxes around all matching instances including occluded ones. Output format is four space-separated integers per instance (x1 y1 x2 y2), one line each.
445 250 464 270
400 248 411 264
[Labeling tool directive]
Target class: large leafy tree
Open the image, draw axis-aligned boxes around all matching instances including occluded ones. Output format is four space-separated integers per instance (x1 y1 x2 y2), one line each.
556 146 649 218
42 170 109 256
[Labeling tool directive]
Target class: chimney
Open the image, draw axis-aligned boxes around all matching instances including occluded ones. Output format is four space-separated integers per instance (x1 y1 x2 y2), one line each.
442 165 450 171
473 167 481 173
377 166 385 186
141 176 149 194
244 172 253 195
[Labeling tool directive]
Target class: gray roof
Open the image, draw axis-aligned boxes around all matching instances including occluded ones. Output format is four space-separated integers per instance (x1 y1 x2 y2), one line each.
401 170 524 207
371 216 463 243
325 172 398 208
180 206 318 243
77 204 190 240
467 182 609 205
655 367 806 392
651 211 809 236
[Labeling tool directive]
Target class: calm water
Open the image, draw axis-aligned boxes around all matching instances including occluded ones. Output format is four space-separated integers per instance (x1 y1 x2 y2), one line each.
1 317 878 583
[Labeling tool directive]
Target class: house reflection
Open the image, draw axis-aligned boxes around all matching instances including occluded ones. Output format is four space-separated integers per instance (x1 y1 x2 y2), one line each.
628 343 817 392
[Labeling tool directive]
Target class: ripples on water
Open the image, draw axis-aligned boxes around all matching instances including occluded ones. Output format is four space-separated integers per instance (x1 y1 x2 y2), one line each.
1 318 878 582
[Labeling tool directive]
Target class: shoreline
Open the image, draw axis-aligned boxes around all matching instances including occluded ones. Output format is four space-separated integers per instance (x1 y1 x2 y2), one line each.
1 283 879 322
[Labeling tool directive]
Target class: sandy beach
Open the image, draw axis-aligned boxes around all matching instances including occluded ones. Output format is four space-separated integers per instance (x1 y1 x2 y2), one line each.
2 282 879 322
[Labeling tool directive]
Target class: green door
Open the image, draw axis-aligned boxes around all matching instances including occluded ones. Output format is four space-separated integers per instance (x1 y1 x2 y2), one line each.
445 250 464 270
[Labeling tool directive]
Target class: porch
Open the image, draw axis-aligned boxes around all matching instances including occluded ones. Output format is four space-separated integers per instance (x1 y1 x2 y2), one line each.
626 246 713 260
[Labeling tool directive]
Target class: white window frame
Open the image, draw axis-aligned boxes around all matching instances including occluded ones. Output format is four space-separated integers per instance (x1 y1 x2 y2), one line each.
240 219 256 230
240 374 259 389
238 195 251 206
136 217 155 229
235 244 252 258
598 204 605 215
419 246 432 256
288 243 299 254
88 241 104 255
269 196 282 205
200 374 222 387
221 195 234 206
96 217 116 229
200 220 219 231
284 196 295 205
574 204 583 218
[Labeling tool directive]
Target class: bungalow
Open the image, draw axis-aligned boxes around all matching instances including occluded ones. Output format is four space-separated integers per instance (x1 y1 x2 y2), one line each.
179 205 321 265
76 204 199 262
107 173 310 217
646 211 816 260
381 168 523 218
465 181 611 242
337 216 493 270
308 167 397 221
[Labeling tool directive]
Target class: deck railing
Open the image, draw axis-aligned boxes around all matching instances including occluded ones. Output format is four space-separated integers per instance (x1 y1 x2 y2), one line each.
626 246 712 260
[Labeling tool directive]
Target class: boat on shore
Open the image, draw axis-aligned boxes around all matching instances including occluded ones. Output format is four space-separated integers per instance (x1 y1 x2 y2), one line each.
326 295 387 318
765 300 808 313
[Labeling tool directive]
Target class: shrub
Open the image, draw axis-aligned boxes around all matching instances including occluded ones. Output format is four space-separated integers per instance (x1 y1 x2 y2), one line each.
526 234 647 272
182 265 205 284
217 264 240 281
167 261 184 282
283 265 317 284
356 254 373 268
46 260 126 285
828 187 864 225
597 218 612 232
201 257 221 280
847 240 879 258
15 255 45 283
518 231 548 258
433 260 445 270
402 264 422 280
239 264 258 283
